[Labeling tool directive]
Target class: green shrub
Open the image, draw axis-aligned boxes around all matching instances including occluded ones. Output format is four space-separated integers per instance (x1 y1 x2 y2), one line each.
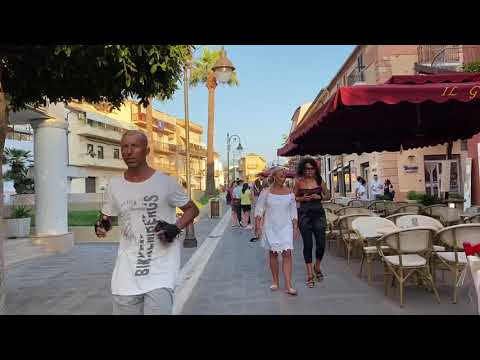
418 194 442 206
9 205 32 219
407 191 420 200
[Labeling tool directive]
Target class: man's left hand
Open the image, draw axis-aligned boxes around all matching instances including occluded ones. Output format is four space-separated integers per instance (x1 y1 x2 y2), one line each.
155 220 182 243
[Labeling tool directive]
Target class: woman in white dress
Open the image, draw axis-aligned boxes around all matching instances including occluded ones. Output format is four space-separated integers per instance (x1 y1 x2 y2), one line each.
255 167 299 296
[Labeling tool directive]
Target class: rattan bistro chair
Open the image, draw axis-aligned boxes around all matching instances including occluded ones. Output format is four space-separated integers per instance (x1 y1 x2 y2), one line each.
377 227 440 307
337 214 373 264
393 204 424 215
352 216 396 286
465 214 480 224
368 200 388 217
335 206 373 216
385 213 418 225
385 201 409 216
434 224 480 303
325 211 340 252
422 204 447 218
347 199 371 208
322 202 344 214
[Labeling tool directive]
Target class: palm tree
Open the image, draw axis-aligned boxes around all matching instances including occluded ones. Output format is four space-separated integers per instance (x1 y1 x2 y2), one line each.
189 47 239 196
3 148 34 194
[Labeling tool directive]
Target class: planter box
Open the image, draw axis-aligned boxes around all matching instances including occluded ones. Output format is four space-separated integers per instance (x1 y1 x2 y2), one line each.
6 217 32 238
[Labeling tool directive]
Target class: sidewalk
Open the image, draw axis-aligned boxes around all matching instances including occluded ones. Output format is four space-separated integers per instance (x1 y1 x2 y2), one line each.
181 226 477 315
5 201 227 315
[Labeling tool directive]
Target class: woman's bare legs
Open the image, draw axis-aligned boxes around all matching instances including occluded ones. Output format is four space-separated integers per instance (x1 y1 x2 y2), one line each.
231 208 238 226
269 251 279 289
243 210 251 229
282 250 296 294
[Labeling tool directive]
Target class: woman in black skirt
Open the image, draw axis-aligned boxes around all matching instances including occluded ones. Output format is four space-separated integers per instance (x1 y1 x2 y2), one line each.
294 157 331 288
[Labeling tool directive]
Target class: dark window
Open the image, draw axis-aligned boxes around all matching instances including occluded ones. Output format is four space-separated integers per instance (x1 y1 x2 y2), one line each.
97 146 104 159
87 143 94 156
87 119 94 126
357 54 365 81
113 148 120 159
333 169 339 193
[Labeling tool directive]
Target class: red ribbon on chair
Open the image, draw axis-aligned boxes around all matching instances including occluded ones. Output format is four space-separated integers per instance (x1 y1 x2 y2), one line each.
463 242 480 256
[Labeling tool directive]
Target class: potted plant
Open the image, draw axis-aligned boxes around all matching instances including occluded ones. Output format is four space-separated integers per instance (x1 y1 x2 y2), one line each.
6 205 32 238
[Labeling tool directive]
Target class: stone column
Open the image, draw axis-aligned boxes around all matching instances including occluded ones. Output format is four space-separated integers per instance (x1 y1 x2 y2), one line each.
32 118 68 235
31 118 73 253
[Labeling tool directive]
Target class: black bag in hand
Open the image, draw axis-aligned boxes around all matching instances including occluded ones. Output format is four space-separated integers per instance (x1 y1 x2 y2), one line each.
94 214 112 233
155 220 181 243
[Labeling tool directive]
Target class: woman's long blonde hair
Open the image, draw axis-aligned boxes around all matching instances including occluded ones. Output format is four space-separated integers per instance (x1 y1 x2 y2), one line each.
268 166 288 186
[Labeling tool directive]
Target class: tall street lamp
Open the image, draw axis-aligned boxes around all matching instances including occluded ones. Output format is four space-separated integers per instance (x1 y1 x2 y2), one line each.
182 52 197 248
206 47 236 196
226 133 243 186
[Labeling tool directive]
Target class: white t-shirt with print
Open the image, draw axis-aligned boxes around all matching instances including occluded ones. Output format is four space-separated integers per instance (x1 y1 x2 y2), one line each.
102 171 189 296
356 183 368 200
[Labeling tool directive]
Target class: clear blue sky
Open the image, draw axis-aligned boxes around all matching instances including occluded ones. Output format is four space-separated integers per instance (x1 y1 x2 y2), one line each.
154 45 355 167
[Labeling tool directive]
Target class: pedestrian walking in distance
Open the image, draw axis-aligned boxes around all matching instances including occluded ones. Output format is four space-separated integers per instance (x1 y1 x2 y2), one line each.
232 179 244 227
240 182 253 230
294 157 330 288
255 167 299 296
95 130 199 315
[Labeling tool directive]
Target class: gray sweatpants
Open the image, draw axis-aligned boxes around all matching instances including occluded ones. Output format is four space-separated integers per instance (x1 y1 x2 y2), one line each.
112 287 174 315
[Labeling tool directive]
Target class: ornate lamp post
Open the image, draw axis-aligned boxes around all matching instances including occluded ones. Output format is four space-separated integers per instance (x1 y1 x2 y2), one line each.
205 47 236 196
226 133 243 186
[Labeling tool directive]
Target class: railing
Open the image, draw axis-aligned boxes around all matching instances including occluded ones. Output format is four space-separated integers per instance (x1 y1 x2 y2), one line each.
346 68 365 86
417 45 461 65
177 143 207 157
152 140 176 153
131 112 177 132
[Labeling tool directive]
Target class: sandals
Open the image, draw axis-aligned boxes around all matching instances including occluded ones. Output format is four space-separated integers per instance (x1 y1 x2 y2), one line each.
285 288 298 296
314 265 324 281
306 276 315 288
270 284 279 291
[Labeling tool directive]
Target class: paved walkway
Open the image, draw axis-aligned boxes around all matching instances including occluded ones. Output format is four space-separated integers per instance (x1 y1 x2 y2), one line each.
181 226 477 315
5 203 226 315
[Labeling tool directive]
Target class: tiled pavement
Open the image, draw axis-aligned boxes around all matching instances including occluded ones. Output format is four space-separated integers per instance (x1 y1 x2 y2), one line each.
181 226 477 315
5 203 226 315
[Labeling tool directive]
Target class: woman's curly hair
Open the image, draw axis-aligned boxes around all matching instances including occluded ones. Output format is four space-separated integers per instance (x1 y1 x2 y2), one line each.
297 157 323 185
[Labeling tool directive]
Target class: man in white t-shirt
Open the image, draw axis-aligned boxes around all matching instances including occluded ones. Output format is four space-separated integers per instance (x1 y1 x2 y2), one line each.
95 130 199 315
370 174 383 200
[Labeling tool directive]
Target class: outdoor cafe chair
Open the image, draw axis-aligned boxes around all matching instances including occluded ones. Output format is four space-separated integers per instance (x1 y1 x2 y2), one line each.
332 197 351 206
465 214 480 224
335 206 373 217
325 211 340 252
337 213 374 263
429 207 463 227
347 199 370 208
396 214 444 251
385 201 409 216
322 202 344 214
422 204 447 218
368 200 388 217
377 227 440 307
393 204 424 215
385 212 418 225
352 216 396 286
434 224 480 303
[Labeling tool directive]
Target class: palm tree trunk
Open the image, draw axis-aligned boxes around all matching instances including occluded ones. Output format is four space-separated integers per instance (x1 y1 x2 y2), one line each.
0 79 8 314
206 71 217 197
145 97 154 167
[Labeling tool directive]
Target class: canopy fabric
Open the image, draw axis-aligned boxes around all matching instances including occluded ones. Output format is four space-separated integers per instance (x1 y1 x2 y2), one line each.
278 73 480 157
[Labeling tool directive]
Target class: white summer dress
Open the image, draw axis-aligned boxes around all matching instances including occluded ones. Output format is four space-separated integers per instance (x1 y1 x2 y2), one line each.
254 189 298 253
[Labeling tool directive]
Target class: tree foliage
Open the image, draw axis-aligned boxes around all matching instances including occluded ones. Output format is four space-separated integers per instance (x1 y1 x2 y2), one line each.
0 45 193 110
463 60 480 73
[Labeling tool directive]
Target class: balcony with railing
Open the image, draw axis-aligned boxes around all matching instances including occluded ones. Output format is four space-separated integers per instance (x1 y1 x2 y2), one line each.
177 143 207 157
152 140 177 154
417 45 461 66
155 161 176 174
131 111 177 133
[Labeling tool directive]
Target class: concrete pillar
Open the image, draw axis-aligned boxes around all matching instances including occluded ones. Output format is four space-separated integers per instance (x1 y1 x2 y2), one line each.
31 118 69 236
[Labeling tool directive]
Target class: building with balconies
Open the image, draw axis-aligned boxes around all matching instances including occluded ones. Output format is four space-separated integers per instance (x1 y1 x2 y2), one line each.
285 45 480 203
238 153 267 183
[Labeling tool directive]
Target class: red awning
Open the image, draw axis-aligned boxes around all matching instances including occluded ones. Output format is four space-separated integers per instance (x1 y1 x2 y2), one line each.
278 73 480 156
